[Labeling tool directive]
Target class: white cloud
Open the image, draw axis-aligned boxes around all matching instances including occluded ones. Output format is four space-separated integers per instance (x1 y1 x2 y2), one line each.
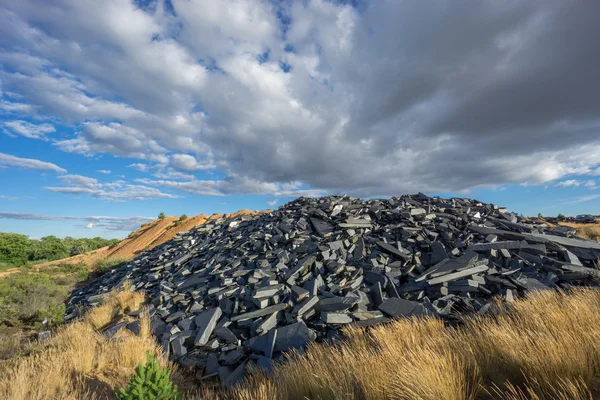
153 168 194 180
0 211 154 231
136 176 326 197
97 169 111 174
555 180 582 188
0 152 66 173
554 179 597 189
267 199 278 207
45 173 180 201
0 1 600 196
55 122 168 163
2 120 55 139
170 153 214 171
127 163 149 172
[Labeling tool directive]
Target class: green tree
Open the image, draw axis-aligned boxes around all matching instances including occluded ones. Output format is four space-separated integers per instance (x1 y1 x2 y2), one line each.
29 236 69 262
158 212 166 219
0 233 30 266
116 352 180 400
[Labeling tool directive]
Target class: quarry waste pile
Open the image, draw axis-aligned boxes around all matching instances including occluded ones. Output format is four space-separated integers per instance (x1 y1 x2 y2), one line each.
67 194 600 386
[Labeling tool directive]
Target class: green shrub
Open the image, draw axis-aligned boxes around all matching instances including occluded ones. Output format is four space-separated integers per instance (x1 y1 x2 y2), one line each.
0 273 67 328
179 214 187 221
158 212 166 219
116 352 180 400
54 262 87 274
91 258 128 277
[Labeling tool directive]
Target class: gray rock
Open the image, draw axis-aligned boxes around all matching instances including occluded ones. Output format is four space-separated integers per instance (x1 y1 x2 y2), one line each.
378 298 430 318
230 303 288 322
171 336 187 358
215 326 238 344
273 321 314 352
321 312 353 324
103 322 127 339
194 308 222 346
319 296 359 312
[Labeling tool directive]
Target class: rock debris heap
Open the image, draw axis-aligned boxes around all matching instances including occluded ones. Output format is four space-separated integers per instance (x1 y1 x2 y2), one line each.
67 194 600 386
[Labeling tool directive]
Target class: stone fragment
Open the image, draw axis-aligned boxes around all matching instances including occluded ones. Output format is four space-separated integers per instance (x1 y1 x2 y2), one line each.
378 298 431 318
230 303 288 322
103 322 127 339
214 326 238 344
319 296 359 312
194 308 222 346
321 312 353 324
427 265 489 285
171 336 187 358
273 321 314 352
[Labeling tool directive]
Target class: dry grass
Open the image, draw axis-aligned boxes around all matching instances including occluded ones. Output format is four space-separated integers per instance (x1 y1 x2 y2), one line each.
3 288 600 399
559 222 600 241
0 285 169 400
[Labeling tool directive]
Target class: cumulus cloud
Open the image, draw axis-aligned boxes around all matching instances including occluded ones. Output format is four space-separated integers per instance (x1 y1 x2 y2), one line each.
170 154 214 171
45 173 179 201
153 168 194 180
136 176 326 197
0 211 154 231
127 163 149 172
1 1 599 196
0 152 66 173
555 180 583 188
55 122 169 163
555 179 597 189
267 199 278 207
2 120 55 139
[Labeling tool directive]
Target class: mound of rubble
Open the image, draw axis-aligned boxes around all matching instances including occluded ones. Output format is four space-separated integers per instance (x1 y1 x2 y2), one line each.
66 194 600 386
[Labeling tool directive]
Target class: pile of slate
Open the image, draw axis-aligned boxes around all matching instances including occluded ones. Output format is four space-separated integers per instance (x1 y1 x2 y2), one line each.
66 194 600 386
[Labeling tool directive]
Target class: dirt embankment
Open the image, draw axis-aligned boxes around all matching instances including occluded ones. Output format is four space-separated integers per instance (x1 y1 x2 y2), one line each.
35 210 257 269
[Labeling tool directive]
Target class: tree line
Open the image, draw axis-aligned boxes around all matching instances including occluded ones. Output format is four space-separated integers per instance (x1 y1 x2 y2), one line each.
0 232 120 267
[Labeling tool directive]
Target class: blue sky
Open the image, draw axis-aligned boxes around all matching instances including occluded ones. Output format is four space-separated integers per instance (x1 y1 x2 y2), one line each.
1 0 599 239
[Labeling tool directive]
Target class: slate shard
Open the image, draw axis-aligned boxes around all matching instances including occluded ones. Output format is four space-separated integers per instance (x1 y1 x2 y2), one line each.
194 308 222 346
274 321 314 352
379 298 430 318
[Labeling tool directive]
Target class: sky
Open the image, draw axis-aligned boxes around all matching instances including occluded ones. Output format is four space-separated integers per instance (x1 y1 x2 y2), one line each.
1 0 600 239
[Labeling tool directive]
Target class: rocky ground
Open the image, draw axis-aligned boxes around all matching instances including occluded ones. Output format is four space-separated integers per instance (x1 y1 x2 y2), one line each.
66 194 600 387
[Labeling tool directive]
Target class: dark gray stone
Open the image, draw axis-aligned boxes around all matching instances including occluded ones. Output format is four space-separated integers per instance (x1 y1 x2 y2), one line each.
378 298 431 318
194 307 222 346
273 321 314 352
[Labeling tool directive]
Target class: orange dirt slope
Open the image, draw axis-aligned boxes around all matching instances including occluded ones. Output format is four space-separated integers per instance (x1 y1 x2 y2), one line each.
37 210 257 268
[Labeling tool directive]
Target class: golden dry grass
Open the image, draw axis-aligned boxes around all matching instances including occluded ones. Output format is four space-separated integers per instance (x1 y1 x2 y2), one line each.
560 222 600 241
0 285 169 400
3 288 600 399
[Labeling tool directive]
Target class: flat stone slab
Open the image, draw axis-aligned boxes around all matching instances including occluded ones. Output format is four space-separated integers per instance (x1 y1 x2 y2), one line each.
273 321 314 352
378 298 429 318
194 308 222 346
